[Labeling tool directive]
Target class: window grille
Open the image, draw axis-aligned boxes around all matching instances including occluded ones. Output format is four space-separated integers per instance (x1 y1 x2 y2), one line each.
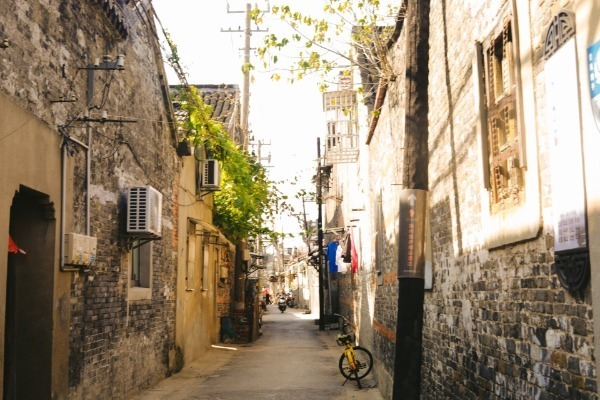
544 10 575 59
485 20 524 212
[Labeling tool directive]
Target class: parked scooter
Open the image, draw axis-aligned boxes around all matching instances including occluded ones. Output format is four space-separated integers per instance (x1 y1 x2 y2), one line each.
286 293 295 308
278 296 287 313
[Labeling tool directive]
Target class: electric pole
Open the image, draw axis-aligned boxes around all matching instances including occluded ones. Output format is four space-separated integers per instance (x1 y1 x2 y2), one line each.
222 1 268 314
317 138 325 331
222 2 268 149
393 0 431 398
252 139 272 167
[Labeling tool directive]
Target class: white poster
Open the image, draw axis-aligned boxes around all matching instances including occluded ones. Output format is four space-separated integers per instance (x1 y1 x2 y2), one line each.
545 38 587 252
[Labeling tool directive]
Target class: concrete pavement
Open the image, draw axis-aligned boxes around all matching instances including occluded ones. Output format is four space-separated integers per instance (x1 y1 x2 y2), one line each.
129 307 385 400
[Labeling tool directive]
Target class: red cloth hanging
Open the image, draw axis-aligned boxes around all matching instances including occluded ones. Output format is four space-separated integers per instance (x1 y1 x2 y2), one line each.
8 235 26 255
350 234 359 273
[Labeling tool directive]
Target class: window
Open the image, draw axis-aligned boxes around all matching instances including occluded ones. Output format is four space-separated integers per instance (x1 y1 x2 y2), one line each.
128 240 153 301
185 223 199 291
473 2 541 248
131 240 152 288
482 16 525 214
186 220 215 292
200 245 211 291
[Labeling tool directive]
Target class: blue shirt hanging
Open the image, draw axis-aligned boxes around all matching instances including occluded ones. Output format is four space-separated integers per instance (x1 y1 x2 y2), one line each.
327 241 339 273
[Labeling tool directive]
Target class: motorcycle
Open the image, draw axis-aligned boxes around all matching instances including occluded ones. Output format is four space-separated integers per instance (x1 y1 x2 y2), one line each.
286 294 295 308
278 296 287 313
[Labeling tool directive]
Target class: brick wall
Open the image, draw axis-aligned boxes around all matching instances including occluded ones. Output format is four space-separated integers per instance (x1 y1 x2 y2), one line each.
217 247 235 318
423 0 596 398
332 0 598 398
0 1 181 398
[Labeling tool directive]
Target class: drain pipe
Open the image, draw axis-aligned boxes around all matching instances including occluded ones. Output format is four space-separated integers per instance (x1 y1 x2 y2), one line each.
60 139 67 270
85 123 91 236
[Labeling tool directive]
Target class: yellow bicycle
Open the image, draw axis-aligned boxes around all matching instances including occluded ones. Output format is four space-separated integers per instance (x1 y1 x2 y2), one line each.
334 314 373 388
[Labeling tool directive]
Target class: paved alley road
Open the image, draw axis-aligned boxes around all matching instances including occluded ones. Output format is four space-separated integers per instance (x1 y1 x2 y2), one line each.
130 307 384 400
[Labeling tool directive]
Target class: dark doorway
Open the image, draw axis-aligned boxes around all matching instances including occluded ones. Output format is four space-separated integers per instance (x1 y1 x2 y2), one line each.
4 186 55 399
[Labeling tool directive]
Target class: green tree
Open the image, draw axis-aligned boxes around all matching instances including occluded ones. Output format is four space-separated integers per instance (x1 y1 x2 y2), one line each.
159 30 284 242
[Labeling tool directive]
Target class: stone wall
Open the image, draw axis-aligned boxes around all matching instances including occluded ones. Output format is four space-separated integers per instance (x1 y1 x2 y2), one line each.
0 1 181 398
332 0 598 398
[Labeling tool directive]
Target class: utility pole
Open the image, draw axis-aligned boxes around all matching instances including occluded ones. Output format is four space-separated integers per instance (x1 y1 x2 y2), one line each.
222 2 268 149
301 198 311 252
254 139 272 167
317 138 325 331
392 0 430 399
241 2 251 143
222 1 268 315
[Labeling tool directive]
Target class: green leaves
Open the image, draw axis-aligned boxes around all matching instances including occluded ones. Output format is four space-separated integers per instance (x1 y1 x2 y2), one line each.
178 87 278 242
249 0 402 86
161 27 289 243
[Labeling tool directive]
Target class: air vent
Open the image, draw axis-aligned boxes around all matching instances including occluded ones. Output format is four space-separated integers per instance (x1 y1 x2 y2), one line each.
127 185 162 237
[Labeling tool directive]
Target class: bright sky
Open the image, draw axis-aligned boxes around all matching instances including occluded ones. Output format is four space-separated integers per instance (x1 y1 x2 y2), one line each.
152 0 325 245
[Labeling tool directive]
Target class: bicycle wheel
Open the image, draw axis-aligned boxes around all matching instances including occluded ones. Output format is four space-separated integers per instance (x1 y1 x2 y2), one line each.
339 346 373 380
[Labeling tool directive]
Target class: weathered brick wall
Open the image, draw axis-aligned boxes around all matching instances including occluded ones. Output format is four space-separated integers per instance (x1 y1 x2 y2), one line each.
333 0 597 398
422 0 596 398
0 1 180 398
217 247 235 318
330 41 409 397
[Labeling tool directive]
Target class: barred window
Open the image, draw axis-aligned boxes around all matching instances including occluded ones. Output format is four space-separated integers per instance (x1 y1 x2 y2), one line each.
483 18 525 213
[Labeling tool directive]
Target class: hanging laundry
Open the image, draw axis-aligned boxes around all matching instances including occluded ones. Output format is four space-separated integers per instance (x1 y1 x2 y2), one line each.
350 234 359 273
335 243 344 271
327 241 339 273
8 235 27 255
341 233 352 263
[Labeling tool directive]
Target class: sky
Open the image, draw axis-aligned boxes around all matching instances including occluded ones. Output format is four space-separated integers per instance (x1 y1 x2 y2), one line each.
151 0 326 245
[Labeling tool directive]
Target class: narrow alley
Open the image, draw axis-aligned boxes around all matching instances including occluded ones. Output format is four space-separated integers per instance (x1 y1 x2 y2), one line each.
130 308 383 400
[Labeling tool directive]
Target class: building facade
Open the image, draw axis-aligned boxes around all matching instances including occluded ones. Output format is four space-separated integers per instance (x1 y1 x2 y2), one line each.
173 84 239 364
327 0 600 398
1 1 183 398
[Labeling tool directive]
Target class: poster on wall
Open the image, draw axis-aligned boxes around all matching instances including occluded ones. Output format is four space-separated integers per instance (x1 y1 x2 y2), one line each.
397 189 428 279
589 39 600 133
546 38 587 252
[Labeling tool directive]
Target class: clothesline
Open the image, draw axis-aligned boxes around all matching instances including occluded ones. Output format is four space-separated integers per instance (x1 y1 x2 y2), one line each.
326 232 359 274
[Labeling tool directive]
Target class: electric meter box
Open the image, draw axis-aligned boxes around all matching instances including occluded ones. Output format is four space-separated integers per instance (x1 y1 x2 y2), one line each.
64 233 97 266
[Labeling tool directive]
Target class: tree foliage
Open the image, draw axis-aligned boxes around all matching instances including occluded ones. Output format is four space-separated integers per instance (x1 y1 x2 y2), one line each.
177 87 277 242
251 0 404 90
159 27 286 242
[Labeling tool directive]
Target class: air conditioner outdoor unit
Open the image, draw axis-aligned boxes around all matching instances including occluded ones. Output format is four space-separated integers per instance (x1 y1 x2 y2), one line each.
127 185 162 237
201 159 220 190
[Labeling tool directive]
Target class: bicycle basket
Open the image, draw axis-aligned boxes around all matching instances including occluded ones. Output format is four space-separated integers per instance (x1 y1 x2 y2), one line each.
336 333 355 346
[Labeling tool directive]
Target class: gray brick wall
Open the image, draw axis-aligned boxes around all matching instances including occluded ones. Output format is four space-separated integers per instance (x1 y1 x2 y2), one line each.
0 1 180 398
422 0 596 398
333 0 598 398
